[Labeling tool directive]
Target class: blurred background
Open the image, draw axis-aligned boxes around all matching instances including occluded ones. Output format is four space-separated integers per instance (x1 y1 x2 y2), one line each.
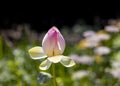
1 4 120 86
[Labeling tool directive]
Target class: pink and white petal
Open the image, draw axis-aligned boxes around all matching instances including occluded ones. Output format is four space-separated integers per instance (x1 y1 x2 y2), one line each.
57 32 65 53
42 33 51 54
39 59 52 70
42 31 55 56
42 26 65 56
60 56 76 67
28 46 47 60
47 55 62 63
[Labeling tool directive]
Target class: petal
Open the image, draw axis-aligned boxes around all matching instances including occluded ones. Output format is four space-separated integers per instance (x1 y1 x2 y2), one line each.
28 46 47 60
42 28 56 56
60 56 76 67
39 60 52 70
47 55 62 63
42 26 65 56
57 31 65 54
37 72 52 84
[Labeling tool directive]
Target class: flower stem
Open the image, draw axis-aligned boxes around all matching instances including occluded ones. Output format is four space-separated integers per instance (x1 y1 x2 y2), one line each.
52 63 56 86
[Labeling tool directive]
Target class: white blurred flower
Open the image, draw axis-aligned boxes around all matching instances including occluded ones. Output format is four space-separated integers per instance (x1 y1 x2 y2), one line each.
70 54 94 65
106 60 120 79
72 70 89 80
69 54 79 61
13 48 25 65
13 48 24 56
111 61 120 68
106 61 120 79
94 46 111 55
97 33 110 40
83 30 96 37
86 35 100 42
109 68 120 79
83 32 110 48
85 36 100 48
105 25 119 33
80 32 110 48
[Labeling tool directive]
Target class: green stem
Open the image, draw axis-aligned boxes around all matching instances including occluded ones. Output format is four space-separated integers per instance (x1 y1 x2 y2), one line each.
52 63 56 86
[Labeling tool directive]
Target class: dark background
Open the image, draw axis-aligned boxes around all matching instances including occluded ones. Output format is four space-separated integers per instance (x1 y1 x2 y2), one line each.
0 3 120 32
